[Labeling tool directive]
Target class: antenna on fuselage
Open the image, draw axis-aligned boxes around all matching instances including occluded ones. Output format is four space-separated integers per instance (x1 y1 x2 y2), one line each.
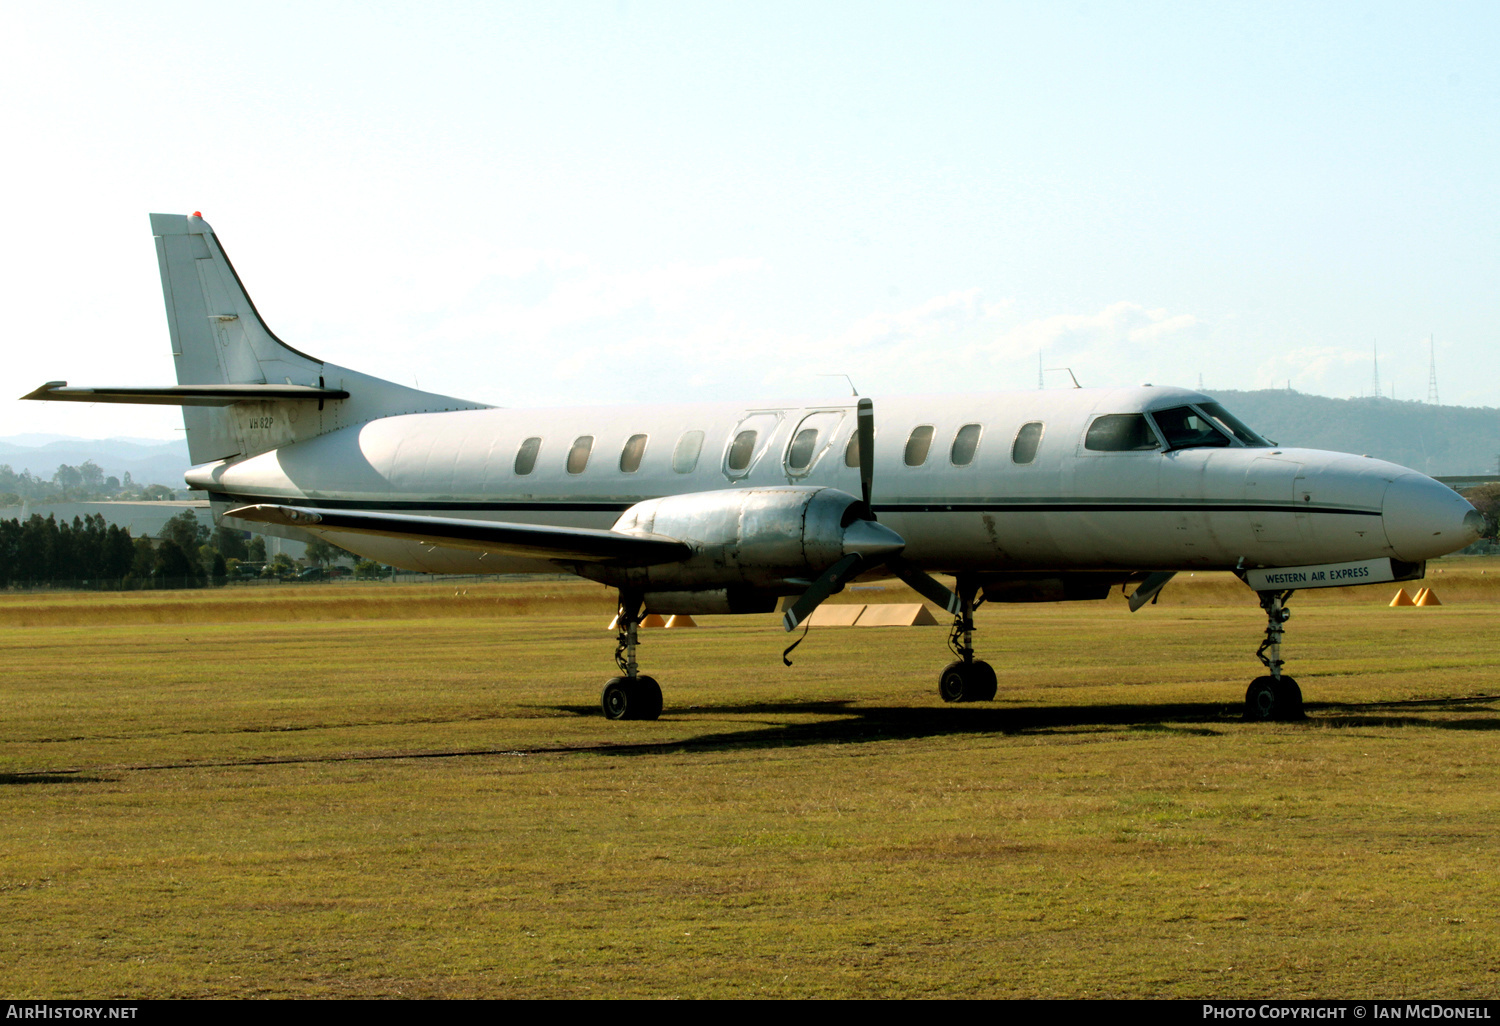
1044 367 1082 388
818 374 859 396
1427 336 1440 405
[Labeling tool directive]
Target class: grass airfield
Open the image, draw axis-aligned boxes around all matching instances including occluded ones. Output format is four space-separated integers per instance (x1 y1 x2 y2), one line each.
1 564 1498 999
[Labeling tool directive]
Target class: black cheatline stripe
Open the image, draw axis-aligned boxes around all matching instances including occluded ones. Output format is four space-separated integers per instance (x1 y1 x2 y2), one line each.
211 492 1382 518
874 502 1382 516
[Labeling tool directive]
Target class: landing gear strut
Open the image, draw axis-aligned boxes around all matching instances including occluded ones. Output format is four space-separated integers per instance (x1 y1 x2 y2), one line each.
939 574 997 703
1245 589 1304 722
601 592 662 721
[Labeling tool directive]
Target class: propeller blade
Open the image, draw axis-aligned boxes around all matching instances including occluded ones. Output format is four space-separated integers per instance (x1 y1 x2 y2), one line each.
1127 571 1176 612
782 553 865 632
889 558 962 616
857 397 874 509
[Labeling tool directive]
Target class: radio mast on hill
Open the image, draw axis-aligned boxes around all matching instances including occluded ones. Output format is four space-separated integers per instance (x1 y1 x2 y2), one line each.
1370 341 1381 399
1427 336 1440 404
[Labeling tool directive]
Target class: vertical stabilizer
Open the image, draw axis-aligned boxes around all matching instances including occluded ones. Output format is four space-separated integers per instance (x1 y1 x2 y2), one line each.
150 213 486 465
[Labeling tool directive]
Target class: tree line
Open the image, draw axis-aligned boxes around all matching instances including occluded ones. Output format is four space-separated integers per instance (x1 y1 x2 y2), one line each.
0 510 366 589
0 510 256 589
0 460 183 506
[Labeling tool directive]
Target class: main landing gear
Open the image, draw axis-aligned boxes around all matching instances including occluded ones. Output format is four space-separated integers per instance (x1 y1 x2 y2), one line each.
938 574 997 703
601 592 663 721
1245 589 1304 722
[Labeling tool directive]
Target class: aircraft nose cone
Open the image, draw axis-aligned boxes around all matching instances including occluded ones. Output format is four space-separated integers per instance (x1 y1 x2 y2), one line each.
842 518 906 561
1382 473 1483 561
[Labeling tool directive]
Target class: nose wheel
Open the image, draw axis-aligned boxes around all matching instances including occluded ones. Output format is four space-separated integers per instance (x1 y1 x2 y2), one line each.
1246 590 1305 721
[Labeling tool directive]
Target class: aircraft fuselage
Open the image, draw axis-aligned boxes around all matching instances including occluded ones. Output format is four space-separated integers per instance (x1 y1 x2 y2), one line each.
188 384 1476 579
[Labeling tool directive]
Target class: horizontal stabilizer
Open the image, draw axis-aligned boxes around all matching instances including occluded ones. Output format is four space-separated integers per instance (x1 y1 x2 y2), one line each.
20 381 350 407
226 504 692 566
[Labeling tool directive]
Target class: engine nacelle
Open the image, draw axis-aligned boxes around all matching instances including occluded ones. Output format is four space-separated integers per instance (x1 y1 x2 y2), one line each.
580 486 903 613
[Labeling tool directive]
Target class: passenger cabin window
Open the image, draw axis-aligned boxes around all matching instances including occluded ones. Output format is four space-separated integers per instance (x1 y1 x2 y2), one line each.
619 434 648 473
727 430 758 472
845 433 860 468
1150 407 1231 450
514 436 541 476
904 426 934 467
786 428 819 472
1084 414 1159 452
950 424 982 466
1012 422 1043 464
567 435 594 474
672 431 705 473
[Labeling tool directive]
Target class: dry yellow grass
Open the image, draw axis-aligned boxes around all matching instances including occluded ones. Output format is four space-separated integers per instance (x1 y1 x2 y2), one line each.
1 556 1498 998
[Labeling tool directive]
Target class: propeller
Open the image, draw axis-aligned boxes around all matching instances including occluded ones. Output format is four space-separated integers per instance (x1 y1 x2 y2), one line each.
782 398 960 637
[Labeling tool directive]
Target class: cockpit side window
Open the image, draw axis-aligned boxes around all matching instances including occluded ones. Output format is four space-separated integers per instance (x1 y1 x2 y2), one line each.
1150 406 1232 450
1197 402 1271 447
1084 414 1160 452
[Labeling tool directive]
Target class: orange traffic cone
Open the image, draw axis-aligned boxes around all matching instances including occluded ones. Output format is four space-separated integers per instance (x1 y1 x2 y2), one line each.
1415 589 1442 606
1389 588 1415 607
664 614 697 628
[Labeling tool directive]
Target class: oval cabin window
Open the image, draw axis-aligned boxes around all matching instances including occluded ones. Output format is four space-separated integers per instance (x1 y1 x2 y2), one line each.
727 430 758 472
786 428 819 472
1011 422 1043 465
904 426 934 467
514 436 542 476
619 434 648 473
672 430 705 473
950 424 982 466
567 435 594 474
845 432 860 468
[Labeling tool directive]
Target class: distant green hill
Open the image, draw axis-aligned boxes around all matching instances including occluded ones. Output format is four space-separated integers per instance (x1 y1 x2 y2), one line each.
1210 390 1500 477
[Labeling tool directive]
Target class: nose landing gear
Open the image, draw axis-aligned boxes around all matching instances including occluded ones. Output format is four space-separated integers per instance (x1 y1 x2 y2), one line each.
602 592 663 721
938 574 997 703
1246 590 1304 721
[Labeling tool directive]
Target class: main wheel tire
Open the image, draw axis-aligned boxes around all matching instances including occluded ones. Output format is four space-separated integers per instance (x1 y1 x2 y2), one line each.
1272 675 1304 721
601 675 664 721
634 675 664 721
602 677 632 720
939 661 970 703
969 660 998 702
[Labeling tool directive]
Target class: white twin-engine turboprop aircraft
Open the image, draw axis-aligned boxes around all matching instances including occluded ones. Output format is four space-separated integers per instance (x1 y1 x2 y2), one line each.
25 213 1485 722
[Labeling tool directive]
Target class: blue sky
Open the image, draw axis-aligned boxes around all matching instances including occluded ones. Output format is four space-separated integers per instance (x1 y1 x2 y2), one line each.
3 1 1496 440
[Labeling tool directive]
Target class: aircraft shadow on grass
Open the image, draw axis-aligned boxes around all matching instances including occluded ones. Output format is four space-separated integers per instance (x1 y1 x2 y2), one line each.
541 695 1500 758
0 772 111 786
11 699 1494 780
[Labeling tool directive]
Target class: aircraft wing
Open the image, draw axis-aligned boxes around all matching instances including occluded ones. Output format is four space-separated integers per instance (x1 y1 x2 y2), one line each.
226 504 691 566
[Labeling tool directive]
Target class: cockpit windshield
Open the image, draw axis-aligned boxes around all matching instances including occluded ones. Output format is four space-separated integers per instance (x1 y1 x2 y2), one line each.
1150 406 1232 450
1197 402 1271 447
1148 403 1272 450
